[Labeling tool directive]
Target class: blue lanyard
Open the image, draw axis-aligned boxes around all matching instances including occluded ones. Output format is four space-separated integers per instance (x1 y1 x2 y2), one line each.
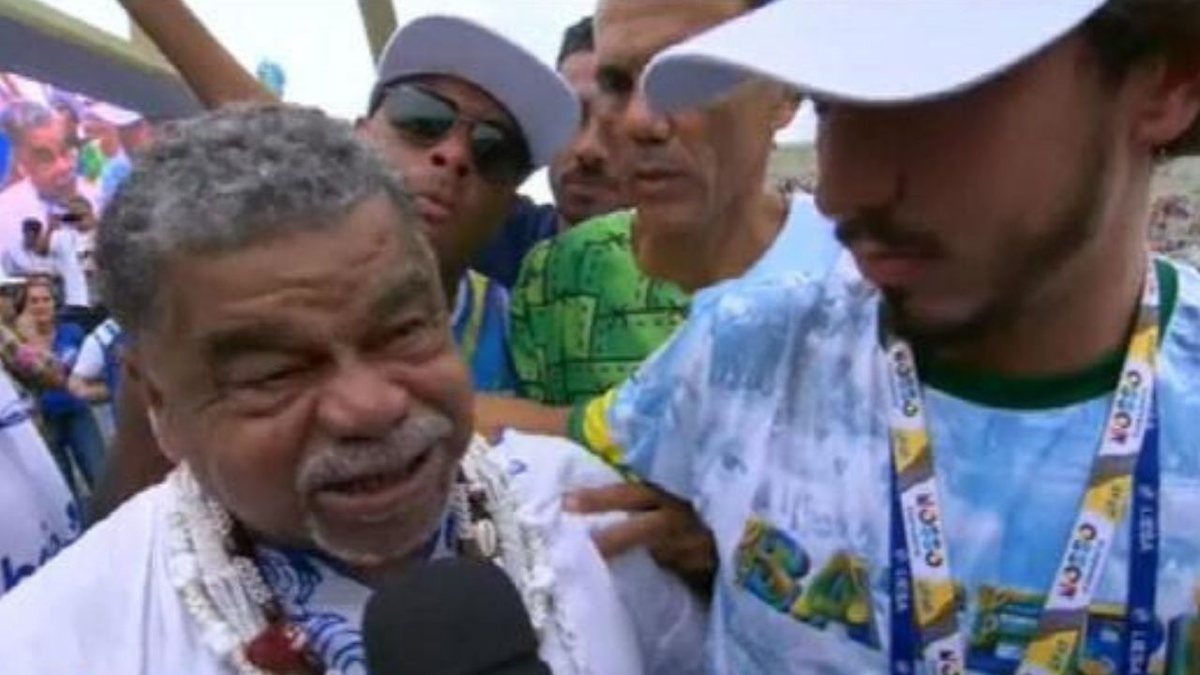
888 395 1161 675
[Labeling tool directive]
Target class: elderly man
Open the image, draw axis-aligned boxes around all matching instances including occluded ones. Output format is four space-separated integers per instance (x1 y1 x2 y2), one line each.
0 101 100 255
580 0 1200 673
120 0 578 392
91 4 581 520
0 105 703 675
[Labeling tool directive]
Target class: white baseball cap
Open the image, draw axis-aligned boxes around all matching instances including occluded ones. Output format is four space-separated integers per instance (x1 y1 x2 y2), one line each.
643 0 1107 111
370 15 580 170
86 102 144 128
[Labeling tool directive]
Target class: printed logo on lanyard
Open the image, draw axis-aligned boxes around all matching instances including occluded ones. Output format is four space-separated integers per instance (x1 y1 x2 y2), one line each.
886 261 1162 675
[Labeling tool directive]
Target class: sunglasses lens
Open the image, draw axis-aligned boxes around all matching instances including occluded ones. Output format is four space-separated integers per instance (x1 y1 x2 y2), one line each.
386 87 456 143
471 123 529 184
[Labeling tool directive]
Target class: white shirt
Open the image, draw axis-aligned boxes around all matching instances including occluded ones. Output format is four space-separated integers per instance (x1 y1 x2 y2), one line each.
48 228 90 307
0 431 706 674
0 368 80 599
0 245 56 277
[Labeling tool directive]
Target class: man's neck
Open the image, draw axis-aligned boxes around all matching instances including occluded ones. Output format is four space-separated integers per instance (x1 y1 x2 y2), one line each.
637 188 788 293
928 246 1148 378
439 265 466 308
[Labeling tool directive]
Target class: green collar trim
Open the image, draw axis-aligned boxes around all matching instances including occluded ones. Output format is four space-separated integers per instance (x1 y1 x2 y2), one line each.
918 259 1179 410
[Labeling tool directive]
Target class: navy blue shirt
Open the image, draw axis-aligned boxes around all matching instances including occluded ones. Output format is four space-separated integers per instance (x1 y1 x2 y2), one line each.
472 197 561 289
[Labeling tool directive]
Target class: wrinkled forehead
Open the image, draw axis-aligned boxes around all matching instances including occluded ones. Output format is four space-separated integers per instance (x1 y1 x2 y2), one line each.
19 119 69 151
147 196 441 345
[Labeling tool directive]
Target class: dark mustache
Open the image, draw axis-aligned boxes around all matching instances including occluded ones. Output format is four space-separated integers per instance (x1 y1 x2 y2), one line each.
835 214 942 253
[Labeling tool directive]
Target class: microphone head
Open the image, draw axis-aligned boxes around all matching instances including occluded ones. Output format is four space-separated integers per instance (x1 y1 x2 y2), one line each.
362 557 551 675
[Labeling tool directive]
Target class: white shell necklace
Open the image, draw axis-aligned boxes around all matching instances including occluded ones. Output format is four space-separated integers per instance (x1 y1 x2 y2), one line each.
166 436 588 674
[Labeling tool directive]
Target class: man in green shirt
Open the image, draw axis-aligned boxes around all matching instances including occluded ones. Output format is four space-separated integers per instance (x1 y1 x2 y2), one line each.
503 0 798 409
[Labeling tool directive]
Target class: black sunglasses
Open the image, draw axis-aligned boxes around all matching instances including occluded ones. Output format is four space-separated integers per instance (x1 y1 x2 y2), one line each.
382 84 531 185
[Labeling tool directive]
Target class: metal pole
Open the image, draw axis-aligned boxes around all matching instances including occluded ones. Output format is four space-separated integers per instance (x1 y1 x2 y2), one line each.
357 0 398 64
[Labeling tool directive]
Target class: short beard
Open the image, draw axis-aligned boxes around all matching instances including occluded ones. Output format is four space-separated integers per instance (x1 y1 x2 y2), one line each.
889 122 1113 349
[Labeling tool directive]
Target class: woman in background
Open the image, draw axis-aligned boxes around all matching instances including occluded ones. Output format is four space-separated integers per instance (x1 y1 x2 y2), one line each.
16 276 103 492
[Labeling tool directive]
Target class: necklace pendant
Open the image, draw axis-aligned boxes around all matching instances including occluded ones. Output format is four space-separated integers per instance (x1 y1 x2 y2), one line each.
473 518 499 558
244 622 319 674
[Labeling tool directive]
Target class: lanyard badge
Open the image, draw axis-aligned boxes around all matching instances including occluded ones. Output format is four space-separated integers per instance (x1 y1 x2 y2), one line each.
886 262 1161 675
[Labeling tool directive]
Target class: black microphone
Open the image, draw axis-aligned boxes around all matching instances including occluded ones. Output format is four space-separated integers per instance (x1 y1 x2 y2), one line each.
362 557 552 675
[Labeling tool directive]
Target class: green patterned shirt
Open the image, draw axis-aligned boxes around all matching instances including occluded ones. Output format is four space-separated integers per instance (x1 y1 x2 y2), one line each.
510 211 690 404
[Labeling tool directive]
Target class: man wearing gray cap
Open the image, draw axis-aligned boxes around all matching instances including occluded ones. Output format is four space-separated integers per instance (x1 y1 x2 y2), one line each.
93 2 581 517
119 0 578 394
594 1 1200 673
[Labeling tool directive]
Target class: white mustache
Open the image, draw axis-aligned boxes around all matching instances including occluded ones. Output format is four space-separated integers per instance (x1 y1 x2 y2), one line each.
295 411 454 494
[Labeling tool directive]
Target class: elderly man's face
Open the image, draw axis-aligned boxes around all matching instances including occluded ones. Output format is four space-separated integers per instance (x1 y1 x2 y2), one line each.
17 119 78 203
595 0 794 276
359 75 522 281
138 194 474 567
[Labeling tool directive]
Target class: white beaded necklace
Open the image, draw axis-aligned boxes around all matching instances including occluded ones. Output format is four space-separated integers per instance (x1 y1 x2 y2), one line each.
166 436 588 675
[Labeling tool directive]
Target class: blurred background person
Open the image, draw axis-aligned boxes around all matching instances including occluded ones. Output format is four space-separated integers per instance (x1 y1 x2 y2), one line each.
2 218 55 278
473 15 628 288
15 276 103 494
548 16 625 227
67 317 122 437
0 101 100 254
86 103 155 212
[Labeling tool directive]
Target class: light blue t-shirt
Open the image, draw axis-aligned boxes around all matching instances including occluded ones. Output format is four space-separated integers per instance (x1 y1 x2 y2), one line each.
608 257 1200 674
746 193 844 281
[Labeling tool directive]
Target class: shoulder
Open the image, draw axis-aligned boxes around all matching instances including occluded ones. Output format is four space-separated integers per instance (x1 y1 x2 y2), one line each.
558 210 634 251
490 431 624 500
506 197 561 239
1145 259 1200 477
0 485 169 658
464 270 510 306
0 179 35 205
537 210 634 264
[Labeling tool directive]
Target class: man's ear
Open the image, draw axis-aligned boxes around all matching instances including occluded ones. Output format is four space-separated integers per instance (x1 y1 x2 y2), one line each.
123 347 181 463
771 86 802 133
1130 55 1200 153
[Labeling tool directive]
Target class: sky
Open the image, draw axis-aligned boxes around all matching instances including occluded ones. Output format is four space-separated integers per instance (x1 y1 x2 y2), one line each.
41 0 815 201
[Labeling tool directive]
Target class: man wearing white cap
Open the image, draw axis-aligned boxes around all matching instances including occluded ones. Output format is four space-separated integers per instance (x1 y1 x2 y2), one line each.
585 1 1200 673
86 102 155 212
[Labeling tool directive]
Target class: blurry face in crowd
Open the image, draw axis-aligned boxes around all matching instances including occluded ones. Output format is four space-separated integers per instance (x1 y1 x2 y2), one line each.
119 121 156 156
549 49 625 226
16 118 79 203
595 0 795 276
136 194 475 568
359 75 526 282
23 282 56 325
818 34 1200 344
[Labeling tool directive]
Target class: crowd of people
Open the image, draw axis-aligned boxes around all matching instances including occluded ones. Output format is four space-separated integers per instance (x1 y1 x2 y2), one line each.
0 0 1198 673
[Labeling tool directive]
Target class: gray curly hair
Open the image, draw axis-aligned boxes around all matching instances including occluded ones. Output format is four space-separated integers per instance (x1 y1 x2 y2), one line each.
3 100 58 146
97 103 430 338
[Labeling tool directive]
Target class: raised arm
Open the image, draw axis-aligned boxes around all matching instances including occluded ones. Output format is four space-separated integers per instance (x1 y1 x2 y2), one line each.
118 0 276 109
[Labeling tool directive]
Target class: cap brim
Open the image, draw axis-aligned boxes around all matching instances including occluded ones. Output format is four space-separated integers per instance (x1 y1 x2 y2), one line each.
372 15 580 170
644 0 1106 112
